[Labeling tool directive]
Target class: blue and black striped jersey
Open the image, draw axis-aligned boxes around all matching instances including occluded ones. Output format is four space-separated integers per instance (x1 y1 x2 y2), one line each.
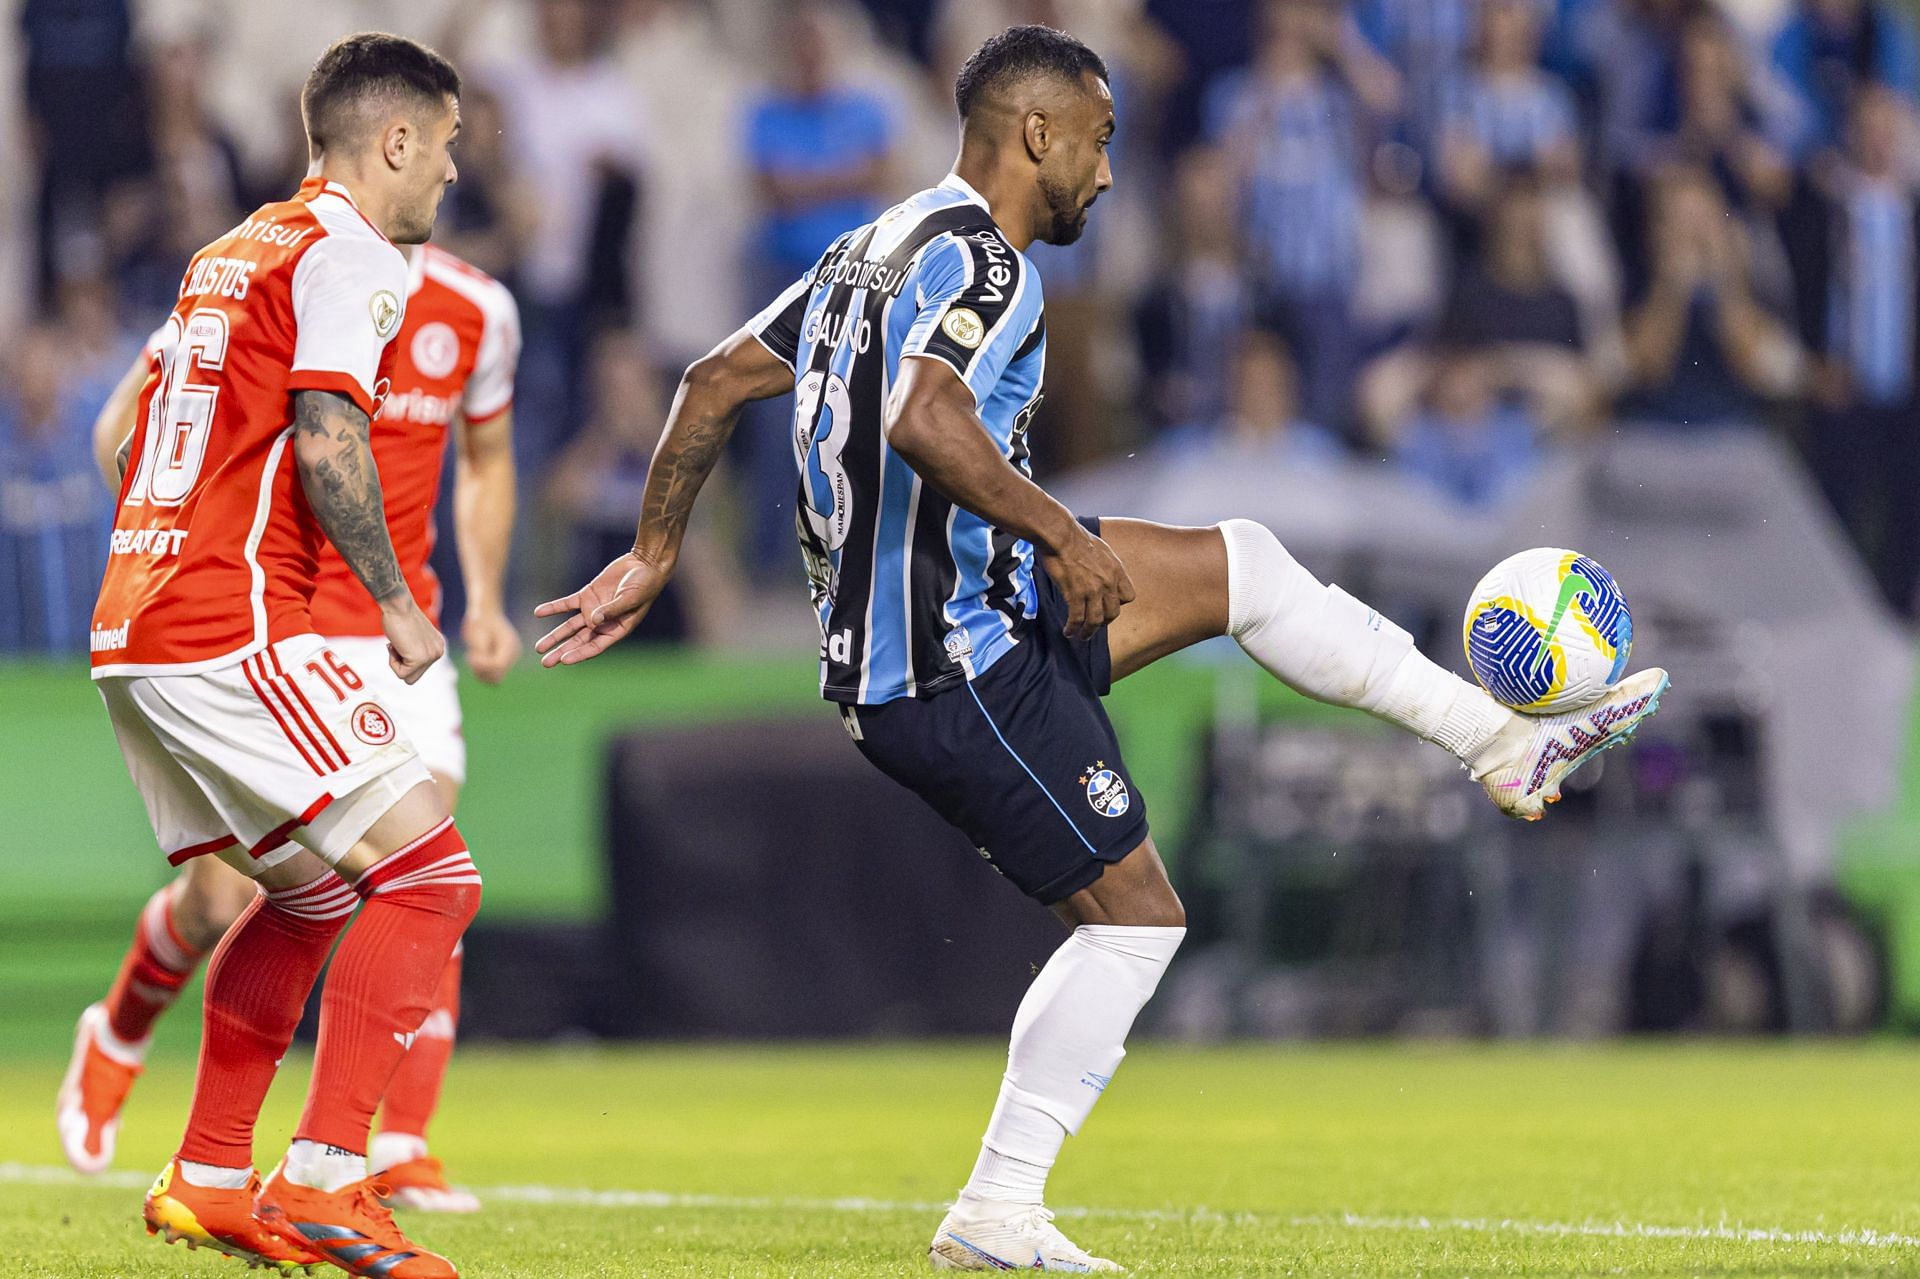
748 174 1047 705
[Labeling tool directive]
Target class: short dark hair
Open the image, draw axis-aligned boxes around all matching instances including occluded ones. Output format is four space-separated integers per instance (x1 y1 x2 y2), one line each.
954 24 1108 120
302 32 461 154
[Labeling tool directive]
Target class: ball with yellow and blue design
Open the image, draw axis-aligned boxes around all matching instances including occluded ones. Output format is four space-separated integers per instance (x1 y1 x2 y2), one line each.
1462 547 1633 713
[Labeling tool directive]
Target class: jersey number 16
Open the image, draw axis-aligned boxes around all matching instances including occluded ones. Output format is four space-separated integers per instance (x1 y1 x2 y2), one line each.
124 308 230 508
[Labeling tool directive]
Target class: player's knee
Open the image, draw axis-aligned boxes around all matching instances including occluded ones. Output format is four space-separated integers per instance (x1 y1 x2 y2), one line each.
358 819 482 927
174 864 260 946
1128 887 1186 930
1217 519 1313 637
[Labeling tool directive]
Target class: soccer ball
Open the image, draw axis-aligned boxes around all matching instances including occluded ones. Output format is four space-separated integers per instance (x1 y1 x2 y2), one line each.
1462 548 1633 713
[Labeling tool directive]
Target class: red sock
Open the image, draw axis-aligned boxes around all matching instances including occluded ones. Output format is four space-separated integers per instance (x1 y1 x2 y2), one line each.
176 872 358 1168
377 944 462 1141
104 884 207 1044
295 820 481 1154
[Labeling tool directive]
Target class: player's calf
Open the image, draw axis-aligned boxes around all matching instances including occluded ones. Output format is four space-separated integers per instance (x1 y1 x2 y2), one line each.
285 818 481 1192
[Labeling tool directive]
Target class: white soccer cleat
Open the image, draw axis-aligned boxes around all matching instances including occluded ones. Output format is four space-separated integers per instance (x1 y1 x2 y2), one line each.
929 1200 1122 1272
1471 667 1670 820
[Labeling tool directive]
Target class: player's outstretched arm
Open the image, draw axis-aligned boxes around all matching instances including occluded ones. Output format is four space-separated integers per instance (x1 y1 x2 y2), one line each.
292 388 446 683
888 354 1134 639
92 351 150 490
535 329 794 667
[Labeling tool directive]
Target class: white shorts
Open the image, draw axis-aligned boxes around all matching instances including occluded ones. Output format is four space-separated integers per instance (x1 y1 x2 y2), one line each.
324 635 465 784
98 633 433 871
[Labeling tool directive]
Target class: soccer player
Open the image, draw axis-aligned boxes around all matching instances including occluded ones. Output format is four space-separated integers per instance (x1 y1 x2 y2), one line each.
60 239 520 1216
88 33 481 1279
535 25 1667 1272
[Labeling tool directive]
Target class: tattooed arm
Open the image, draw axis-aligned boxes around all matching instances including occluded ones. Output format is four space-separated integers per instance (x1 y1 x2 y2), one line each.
534 329 795 667
292 389 446 682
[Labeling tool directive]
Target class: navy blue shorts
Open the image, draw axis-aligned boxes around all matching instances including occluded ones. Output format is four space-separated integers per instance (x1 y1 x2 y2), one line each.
841 521 1149 904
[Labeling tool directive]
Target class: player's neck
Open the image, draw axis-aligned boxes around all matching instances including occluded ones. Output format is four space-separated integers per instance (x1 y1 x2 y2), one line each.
309 160 401 242
950 156 1040 253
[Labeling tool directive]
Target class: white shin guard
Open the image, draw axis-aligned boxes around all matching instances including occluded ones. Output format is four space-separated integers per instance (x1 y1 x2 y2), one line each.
962 924 1185 1206
1217 519 1510 762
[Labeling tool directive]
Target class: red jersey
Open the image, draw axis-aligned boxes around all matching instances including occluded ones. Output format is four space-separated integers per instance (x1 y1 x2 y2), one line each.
307 245 520 635
92 178 408 677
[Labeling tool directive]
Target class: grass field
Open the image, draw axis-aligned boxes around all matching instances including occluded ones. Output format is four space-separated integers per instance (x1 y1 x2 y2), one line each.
4 1040 1920 1277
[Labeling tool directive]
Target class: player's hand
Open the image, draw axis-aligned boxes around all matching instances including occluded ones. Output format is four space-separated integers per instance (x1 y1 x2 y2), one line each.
382 596 446 685
1039 523 1135 641
533 552 671 667
462 607 522 685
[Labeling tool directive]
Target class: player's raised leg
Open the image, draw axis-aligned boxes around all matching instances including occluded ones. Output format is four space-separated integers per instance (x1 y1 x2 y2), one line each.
1096 518 1668 817
57 857 257 1174
931 844 1183 1272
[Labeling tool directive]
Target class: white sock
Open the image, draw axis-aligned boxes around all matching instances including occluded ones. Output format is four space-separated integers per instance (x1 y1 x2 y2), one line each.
369 1131 428 1175
1218 519 1512 763
958 924 1185 1210
90 1016 152 1068
177 1159 251 1190
283 1138 367 1193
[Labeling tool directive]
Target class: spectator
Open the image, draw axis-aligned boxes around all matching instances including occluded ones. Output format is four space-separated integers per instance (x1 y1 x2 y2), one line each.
737 1 899 578
143 36 247 231
1208 0 1385 431
0 325 111 653
1438 0 1581 215
1771 0 1920 153
483 0 649 471
542 331 740 644
745 2 897 296
21 0 148 304
430 85 540 289
1619 165 1802 426
1577 0 1705 176
1134 147 1259 431
1354 0 1475 161
1441 170 1603 420
1647 13 1798 211
1789 86 1920 613
108 35 250 320
1157 329 1345 464
1351 137 1448 351
1393 344 1546 507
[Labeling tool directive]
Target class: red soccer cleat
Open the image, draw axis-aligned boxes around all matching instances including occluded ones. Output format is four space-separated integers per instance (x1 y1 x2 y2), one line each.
56 1003 141 1174
377 1156 481 1214
144 1159 322 1272
256 1165 459 1277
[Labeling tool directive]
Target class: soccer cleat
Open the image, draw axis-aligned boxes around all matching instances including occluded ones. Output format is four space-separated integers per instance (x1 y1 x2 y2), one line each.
255 1165 458 1278
1472 667 1670 820
143 1159 322 1272
377 1157 480 1214
56 1002 141 1174
929 1200 1123 1272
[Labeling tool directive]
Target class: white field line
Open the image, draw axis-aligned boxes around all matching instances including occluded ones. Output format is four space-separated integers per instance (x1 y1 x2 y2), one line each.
3 1163 1914 1251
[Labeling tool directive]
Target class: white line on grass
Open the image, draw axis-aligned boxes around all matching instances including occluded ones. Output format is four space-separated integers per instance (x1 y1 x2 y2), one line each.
4 1163 1913 1251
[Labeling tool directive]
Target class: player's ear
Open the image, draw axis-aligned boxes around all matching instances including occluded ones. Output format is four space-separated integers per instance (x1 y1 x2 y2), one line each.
381 118 413 173
1023 109 1050 164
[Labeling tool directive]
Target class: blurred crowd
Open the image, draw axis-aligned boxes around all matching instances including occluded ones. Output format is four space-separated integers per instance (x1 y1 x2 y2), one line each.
6 0 1920 655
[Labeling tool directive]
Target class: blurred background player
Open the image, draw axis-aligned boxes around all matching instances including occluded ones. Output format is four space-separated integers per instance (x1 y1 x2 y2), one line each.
86 32 480 1278
60 237 521 1216
534 24 1667 1272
